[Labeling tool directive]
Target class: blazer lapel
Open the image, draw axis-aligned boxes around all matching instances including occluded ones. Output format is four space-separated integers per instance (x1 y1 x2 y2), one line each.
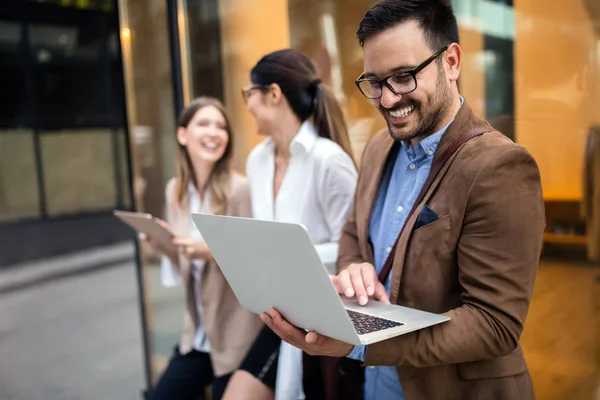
358 133 395 264
386 100 488 303
433 98 484 165
387 151 460 303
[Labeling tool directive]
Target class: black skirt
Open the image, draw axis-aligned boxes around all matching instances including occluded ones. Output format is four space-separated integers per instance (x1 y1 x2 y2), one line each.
238 326 281 389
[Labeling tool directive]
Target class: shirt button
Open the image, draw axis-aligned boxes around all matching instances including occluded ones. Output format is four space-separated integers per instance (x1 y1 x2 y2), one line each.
409 163 416 170
427 150 434 156
386 246 392 254
397 205 404 213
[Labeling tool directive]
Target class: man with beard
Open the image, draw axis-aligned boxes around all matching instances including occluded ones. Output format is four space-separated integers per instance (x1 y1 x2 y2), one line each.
260 1 546 399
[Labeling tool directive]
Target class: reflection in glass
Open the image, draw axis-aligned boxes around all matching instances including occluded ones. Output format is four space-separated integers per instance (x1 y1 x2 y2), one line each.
0 130 41 221
41 131 117 216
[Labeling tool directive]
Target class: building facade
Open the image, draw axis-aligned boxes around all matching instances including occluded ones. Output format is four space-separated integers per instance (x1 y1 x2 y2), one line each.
0 0 134 266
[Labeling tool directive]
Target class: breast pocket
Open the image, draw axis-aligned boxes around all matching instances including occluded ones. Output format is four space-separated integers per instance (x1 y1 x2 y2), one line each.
412 213 451 241
406 214 455 291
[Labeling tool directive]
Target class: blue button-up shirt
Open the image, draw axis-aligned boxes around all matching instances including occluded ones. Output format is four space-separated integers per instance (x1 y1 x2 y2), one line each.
347 120 452 400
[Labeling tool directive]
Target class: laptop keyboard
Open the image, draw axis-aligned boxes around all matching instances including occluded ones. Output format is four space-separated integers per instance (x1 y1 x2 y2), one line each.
346 309 403 335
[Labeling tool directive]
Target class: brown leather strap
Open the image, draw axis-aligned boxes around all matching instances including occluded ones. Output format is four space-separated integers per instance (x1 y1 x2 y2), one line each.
377 126 490 283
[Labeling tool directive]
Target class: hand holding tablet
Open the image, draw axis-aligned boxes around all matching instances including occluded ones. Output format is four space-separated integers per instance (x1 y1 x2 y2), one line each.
113 210 176 255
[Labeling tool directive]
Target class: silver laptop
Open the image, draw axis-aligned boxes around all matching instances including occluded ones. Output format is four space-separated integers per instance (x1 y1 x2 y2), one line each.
191 213 450 346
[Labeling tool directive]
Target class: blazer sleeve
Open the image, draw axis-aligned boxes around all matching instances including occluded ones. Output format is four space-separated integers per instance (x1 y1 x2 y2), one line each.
364 146 546 367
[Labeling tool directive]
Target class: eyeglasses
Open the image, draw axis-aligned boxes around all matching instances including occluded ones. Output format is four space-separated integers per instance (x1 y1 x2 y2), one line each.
355 46 448 100
241 85 269 104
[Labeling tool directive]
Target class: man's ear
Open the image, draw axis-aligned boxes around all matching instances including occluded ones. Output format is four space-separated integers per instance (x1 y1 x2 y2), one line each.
444 42 461 83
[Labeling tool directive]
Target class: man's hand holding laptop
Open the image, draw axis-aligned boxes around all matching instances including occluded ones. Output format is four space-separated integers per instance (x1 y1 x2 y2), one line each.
260 261 388 357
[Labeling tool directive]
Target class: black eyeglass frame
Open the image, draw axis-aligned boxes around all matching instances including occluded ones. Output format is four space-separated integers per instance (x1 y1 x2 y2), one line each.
355 45 449 99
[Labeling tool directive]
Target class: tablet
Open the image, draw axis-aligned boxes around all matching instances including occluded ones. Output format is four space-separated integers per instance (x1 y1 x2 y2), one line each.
113 210 175 249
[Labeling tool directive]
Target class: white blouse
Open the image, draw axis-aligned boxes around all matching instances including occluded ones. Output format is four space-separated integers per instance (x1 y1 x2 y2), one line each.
246 121 358 274
246 121 358 400
160 183 211 353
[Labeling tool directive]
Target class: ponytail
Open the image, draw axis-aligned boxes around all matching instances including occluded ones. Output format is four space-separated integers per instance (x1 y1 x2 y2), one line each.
251 48 356 165
312 81 356 166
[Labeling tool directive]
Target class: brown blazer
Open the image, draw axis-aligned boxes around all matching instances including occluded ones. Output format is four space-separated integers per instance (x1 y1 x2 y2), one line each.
165 172 263 377
337 100 546 400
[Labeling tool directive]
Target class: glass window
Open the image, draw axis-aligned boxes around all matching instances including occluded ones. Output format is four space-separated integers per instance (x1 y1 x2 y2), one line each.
455 1 600 397
41 130 117 216
0 130 41 221
119 0 179 386
28 2 116 129
0 17 29 128
0 4 40 222
513 2 599 397
0 1 130 222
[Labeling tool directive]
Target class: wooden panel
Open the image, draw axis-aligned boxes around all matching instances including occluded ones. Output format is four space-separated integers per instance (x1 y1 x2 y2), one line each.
522 259 600 399
543 233 588 245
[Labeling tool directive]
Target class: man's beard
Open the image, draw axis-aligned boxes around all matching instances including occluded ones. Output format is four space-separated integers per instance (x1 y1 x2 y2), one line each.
381 68 453 142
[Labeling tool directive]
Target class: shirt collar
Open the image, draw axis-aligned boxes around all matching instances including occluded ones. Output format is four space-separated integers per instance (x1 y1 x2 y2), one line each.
401 94 464 158
264 120 318 156
400 123 448 158
419 125 447 157
291 121 318 154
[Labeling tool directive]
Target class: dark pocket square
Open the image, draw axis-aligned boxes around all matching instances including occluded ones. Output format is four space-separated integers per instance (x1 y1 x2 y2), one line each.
414 205 438 230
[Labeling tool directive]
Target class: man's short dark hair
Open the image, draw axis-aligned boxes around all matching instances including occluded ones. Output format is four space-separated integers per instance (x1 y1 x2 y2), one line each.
356 0 459 52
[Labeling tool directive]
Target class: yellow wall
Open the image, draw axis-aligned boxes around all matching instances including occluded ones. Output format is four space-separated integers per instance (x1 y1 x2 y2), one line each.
515 0 598 201
219 0 291 172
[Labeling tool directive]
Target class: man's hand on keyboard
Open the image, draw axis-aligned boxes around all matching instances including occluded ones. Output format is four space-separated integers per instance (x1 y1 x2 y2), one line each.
261 308 354 357
330 263 390 306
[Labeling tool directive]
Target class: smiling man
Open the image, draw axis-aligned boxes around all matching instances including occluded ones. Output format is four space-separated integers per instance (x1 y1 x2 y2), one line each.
261 1 546 399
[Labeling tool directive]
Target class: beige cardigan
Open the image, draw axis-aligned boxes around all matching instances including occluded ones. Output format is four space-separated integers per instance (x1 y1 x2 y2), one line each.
164 172 263 376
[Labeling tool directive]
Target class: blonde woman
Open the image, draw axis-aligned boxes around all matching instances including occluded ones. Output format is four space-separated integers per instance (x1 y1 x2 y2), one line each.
143 97 263 400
